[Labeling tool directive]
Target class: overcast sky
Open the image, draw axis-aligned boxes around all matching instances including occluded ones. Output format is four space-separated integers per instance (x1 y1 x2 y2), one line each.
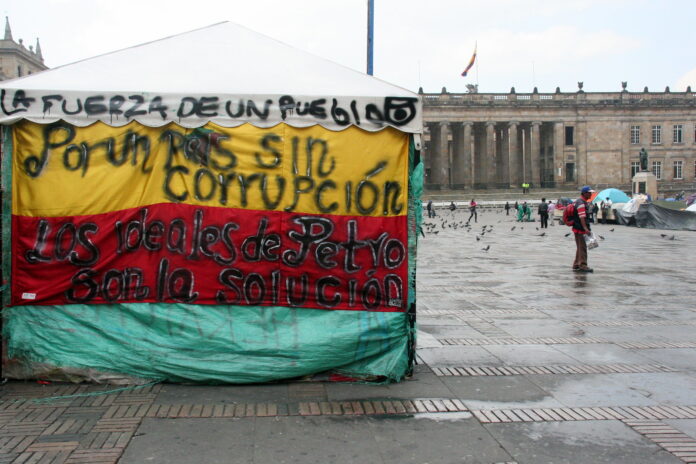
4 0 696 94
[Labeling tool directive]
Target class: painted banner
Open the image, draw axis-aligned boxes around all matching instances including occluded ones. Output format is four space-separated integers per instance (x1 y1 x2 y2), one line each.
0 89 422 133
11 121 409 311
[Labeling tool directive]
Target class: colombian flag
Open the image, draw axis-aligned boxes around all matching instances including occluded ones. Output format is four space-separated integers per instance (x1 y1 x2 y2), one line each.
461 45 477 77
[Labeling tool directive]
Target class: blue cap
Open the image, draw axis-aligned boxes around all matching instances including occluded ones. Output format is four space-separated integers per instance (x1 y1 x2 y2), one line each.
580 186 594 194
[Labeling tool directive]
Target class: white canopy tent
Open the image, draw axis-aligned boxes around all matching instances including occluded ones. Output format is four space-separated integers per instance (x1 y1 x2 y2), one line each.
0 22 423 384
0 22 421 133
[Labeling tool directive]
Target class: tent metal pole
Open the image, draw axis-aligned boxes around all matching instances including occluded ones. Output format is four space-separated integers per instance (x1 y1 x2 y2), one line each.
366 0 374 75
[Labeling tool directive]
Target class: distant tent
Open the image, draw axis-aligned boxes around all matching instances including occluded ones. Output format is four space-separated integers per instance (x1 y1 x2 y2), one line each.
592 188 630 204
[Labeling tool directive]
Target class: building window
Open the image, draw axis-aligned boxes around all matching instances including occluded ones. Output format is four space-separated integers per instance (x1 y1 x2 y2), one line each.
673 125 683 143
630 125 640 144
652 161 662 180
630 161 640 178
652 125 661 144
565 126 574 146
673 160 683 180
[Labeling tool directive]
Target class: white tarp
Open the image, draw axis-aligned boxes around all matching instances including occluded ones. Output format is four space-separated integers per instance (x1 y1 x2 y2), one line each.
0 22 421 133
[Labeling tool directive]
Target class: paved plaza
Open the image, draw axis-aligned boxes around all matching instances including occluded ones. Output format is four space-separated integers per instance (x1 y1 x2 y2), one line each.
1 207 696 463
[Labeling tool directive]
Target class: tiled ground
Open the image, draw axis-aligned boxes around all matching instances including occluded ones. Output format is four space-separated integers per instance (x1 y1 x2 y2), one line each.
2 209 696 463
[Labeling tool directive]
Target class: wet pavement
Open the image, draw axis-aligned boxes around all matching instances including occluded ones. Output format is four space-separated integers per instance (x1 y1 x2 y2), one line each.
2 208 696 463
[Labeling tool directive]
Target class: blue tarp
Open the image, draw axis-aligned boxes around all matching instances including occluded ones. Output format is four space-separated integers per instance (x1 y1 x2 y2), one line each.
593 188 630 204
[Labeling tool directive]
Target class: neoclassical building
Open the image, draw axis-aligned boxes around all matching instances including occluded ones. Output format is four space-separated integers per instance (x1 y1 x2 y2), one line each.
0 17 46 81
422 86 696 193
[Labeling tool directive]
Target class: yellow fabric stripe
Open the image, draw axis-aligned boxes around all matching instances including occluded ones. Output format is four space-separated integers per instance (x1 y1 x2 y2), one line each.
12 121 408 218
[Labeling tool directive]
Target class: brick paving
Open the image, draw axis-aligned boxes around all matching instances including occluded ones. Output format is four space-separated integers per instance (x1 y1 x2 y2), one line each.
4 386 696 463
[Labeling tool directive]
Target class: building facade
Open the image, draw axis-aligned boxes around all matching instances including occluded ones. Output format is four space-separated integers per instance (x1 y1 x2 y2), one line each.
0 17 46 81
422 87 696 193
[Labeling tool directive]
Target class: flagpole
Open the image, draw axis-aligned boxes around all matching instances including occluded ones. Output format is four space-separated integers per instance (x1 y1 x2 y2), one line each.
366 0 374 75
475 41 479 89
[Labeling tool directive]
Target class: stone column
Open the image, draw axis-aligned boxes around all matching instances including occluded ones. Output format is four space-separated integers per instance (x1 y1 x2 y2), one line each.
424 122 438 187
499 124 510 188
437 121 450 188
486 122 496 188
553 122 565 185
428 121 449 188
522 124 532 186
530 121 541 187
452 122 473 189
463 122 473 189
451 123 465 188
508 122 520 187
474 123 487 188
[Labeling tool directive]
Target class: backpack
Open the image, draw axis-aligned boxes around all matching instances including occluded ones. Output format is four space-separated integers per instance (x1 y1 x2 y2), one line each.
562 203 576 226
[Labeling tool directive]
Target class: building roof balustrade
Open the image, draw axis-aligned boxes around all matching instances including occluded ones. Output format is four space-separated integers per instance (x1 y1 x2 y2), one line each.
421 91 696 107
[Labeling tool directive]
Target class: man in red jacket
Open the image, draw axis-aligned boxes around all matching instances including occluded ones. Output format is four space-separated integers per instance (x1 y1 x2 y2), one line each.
572 186 594 272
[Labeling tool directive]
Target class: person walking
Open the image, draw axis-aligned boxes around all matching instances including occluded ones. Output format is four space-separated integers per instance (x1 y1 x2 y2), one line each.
467 198 478 223
538 197 549 228
426 199 434 218
591 202 599 224
547 201 556 226
603 197 612 224
572 186 595 272
505 201 510 216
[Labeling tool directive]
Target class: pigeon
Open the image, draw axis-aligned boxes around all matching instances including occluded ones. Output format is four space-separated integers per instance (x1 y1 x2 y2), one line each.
609 228 615 232
433 231 439 234
598 235 605 240
537 232 546 237
511 226 516 231
476 236 481 241
536 227 539 231
482 245 490 252
564 232 571 237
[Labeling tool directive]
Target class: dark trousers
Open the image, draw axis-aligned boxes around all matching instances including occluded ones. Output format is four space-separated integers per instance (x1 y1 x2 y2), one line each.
540 212 548 228
468 210 477 223
573 233 588 269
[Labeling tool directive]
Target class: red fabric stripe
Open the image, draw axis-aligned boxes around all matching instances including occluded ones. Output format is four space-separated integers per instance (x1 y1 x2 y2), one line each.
12 204 408 312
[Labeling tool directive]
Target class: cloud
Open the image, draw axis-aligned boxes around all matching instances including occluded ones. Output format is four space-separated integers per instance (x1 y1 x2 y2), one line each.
384 24 642 92
675 68 696 91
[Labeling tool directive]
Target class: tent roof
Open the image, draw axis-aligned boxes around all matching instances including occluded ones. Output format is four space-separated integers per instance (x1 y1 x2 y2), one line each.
592 188 630 204
0 22 421 132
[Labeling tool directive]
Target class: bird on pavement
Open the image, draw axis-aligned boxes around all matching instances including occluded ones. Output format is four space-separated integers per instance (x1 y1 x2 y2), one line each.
482 245 490 252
